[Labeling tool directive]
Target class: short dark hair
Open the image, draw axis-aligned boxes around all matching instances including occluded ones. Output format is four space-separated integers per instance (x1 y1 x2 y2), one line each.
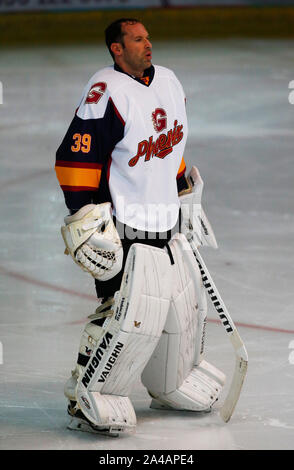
104 18 140 60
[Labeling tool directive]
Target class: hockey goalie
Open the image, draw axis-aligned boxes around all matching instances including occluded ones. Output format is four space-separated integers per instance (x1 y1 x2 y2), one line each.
59 166 245 437
55 18 248 437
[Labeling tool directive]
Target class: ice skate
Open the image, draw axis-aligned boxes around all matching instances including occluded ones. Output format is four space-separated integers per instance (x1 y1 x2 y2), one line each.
67 400 121 437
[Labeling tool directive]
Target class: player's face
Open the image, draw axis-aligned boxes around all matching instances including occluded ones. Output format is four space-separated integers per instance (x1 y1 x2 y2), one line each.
119 22 152 77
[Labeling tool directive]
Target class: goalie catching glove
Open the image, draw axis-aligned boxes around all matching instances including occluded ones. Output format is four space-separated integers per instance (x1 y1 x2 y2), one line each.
61 202 123 281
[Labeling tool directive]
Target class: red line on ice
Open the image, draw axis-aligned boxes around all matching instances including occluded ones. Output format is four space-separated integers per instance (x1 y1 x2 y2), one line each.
1 264 294 335
0 265 97 303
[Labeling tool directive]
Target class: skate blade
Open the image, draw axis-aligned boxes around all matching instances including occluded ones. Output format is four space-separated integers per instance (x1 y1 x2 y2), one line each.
67 417 120 437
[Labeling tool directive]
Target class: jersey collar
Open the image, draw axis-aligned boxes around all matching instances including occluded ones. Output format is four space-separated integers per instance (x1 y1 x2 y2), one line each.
114 63 155 87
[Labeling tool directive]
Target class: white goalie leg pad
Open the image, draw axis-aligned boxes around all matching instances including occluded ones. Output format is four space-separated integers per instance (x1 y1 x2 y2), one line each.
141 234 226 412
76 243 172 431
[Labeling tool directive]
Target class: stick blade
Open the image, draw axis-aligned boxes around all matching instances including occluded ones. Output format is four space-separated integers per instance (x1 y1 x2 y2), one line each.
220 357 248 423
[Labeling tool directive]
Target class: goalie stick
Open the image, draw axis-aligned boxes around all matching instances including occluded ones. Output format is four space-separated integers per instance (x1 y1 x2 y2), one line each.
188 238 248 423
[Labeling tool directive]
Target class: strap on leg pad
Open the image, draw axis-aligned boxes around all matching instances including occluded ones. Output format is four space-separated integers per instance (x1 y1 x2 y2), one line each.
141 234 226 412
75 243 172 431
64 298 115 402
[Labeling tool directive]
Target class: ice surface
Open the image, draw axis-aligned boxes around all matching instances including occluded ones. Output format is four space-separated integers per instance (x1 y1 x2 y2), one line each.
0 39 294 450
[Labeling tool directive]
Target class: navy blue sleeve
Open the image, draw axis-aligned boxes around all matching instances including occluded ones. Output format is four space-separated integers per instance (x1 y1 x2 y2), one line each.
55 97 125 212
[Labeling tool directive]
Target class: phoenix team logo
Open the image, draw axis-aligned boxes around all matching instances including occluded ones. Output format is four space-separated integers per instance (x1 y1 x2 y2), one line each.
129 109 184 167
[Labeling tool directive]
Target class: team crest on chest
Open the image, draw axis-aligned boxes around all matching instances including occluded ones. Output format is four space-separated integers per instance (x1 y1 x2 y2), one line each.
152 108 167 133
128 118 184 167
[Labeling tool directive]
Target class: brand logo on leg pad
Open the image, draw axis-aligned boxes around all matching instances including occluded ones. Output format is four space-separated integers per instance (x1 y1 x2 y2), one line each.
98 341 124 383
82 332 113 388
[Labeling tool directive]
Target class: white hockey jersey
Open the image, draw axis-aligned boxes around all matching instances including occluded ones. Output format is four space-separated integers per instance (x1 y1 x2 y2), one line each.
56 64 188 232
